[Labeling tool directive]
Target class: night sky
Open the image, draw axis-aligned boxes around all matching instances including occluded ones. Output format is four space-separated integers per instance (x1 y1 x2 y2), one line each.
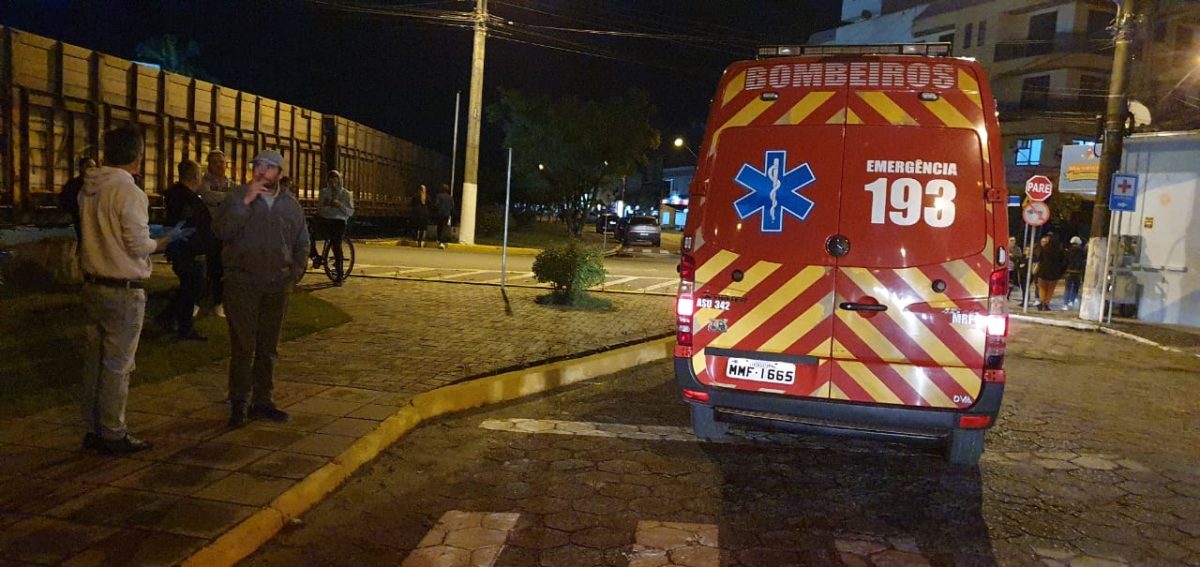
2 1 842 174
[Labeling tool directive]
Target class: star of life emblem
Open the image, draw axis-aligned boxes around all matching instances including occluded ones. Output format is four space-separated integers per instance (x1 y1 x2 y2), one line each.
733 150 816 233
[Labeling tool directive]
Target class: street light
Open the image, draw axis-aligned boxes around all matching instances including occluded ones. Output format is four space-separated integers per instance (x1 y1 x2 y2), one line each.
537 163 545 171
673 136 697 158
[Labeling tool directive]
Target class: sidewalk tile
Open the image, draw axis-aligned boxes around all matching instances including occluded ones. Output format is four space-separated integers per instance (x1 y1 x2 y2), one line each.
317 417 380 437
126 396 214 417
61 528 206 567
315 386 385 404
240 451 327 480
252 411 340 433
187 402 235 422
0 476 96 515
193 472 295 507
125 436 197 463
211 425 306 450
283 433 357 458
35 453 153 485
347 403 402 421
168 442 271 471
135 497 257 539
0 419 62 444
0 517 118 564
144 416 227 440
0 443 74 476
111 463 232 496
167 385 230 403
47 486 180 528
280 397 365 417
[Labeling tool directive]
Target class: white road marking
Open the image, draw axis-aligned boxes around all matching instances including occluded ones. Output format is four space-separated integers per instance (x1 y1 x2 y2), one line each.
438 269 494 280
628 521 719 567
636 279 680 292
480 272 536 284
599 276 640 287
400 510 520 567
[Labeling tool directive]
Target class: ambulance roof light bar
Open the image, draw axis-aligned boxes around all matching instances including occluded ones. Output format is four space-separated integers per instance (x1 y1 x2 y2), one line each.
757 43 953 59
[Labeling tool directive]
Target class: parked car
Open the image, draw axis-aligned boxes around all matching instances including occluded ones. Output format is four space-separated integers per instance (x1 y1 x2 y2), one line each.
618 215 661 247
595 213 619 234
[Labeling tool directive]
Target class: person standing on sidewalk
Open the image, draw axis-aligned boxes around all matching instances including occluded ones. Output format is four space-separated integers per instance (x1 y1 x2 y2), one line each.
434 184 455 249
1034 233 1067 312
308 170 355 284
410 184 431 247
1063 236 1086 309
215 149 309 427
200 150 233 318
155 160 214 340
59 155 97 246
79 125 193 454
1007 236 1024 301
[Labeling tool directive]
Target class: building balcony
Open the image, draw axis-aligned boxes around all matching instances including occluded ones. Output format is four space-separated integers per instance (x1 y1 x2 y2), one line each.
993 33 1114 62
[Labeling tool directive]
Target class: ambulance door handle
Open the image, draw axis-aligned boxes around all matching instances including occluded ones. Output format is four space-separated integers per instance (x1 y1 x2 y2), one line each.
839 302 887 312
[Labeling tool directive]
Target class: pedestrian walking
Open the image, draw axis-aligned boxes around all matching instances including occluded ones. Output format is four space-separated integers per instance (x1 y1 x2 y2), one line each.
59 155 97 246
1063 236 1086 309
434 184 454 249
78 125 193 454
200 150 233 318
308 170 355 284
154 160 215 340
1034 233 1067 311
215 149 309 427
411 184 431 247
1006 236 1024 300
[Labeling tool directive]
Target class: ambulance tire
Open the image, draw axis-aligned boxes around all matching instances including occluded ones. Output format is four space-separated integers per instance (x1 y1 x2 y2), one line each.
945 429 985 466
690 405 729 441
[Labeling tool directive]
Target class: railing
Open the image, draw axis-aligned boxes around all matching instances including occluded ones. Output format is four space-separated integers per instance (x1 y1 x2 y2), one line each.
993 33 1114 62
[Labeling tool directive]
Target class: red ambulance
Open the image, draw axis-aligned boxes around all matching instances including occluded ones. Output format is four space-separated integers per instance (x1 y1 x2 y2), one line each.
674 44 1009 465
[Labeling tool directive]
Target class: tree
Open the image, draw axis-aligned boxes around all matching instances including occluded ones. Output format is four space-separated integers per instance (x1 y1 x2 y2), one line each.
135 35 213 81
489 89 660 235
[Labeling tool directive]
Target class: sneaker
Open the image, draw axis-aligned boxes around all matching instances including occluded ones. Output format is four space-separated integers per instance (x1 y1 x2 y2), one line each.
248 404 290 423
438 243 446 250
214 304 225 318
229 401 248 428
96 434 153 455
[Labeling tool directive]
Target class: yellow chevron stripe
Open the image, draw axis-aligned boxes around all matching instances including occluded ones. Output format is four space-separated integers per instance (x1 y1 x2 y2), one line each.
839 361 903 404
833 302 908 361
724 261 782 298
893 267 985 351
922 97 974 129
945 259 989 297
958 68 982 108
713 266 824 348
890 364 955 407
944 366 983 398
809 337 833 357
722 70 746 106
774 91 836 125
707 98 776 157
692 351 706 376
840 268 965 367
857 91 918 126
825 107 846 124
846 108 863 125
829 381 850 400
758 292 831 352
695 250 739 284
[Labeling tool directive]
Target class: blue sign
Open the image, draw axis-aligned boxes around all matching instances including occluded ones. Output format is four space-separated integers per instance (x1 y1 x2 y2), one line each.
1008 195 1022 207
1109 173 1139 212
733 151 816 232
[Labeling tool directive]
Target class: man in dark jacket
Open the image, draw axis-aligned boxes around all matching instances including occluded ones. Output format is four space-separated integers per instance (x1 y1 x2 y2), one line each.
59 156 97 245
215 150 309 427
433 184 455 249
1063 236 1086 309
1034 233 1068 311
155 160 214 340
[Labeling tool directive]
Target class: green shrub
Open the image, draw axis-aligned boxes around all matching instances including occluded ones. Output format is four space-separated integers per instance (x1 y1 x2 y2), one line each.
532 241 606 302
476 206 506 238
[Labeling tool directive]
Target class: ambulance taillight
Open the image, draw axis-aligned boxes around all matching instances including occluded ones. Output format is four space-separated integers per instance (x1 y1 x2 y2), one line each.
676 254 696 353
983 267 1008 374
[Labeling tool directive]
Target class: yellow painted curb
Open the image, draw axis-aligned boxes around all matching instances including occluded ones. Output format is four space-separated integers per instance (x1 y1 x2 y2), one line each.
182 336 674 567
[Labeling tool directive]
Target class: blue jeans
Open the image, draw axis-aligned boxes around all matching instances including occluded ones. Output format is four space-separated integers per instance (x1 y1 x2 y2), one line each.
1064 274 1082 305
81 284 145 440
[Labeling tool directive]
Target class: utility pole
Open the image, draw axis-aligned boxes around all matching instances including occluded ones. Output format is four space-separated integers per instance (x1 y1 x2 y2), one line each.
458 0 487 245
1079 0 1138 321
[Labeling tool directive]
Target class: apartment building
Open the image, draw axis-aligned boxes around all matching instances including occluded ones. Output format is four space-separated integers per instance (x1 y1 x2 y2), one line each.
810 0 1197 195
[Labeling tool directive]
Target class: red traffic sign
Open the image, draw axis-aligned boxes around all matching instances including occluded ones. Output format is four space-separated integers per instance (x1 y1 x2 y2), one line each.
1022 201 1050 226
1025 175 1053 202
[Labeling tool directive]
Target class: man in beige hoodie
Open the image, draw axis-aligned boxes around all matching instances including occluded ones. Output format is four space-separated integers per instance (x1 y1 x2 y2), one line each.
78 125 192 454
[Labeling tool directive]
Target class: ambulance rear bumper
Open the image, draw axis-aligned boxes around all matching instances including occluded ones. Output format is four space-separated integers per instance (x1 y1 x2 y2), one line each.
674 357 1004 441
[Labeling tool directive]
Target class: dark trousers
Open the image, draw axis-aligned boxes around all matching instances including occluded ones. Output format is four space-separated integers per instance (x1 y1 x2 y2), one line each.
1064 273 1082 305
165 253 205 335
309 217 347 277
206 245 224 306
224 281 290 406
436 216 450 244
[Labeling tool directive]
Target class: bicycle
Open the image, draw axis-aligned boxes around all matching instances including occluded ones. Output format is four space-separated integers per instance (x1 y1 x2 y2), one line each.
301 218 356 285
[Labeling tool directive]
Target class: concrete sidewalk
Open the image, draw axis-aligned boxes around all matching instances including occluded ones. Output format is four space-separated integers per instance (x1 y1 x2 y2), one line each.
1008 298 1200 357
0 279 673 565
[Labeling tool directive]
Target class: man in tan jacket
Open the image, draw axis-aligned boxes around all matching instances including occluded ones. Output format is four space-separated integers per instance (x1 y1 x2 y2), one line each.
79 125 192 454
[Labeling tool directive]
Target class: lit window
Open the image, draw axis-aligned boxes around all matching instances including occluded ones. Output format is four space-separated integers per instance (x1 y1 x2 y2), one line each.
1015 138 1043 166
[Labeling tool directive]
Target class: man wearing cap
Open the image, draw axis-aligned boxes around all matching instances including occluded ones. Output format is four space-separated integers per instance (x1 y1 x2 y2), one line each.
309 169 355 284
215 149 309 427
200 150 233 318
1063 236 1087 309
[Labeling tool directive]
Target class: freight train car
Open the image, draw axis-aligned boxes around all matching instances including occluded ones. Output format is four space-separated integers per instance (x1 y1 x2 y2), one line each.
0 26 447 225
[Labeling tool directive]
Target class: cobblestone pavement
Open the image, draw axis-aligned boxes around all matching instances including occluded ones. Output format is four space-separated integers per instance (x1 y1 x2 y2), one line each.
348 264 679 296
0 279 672 565
245 321 1200 566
